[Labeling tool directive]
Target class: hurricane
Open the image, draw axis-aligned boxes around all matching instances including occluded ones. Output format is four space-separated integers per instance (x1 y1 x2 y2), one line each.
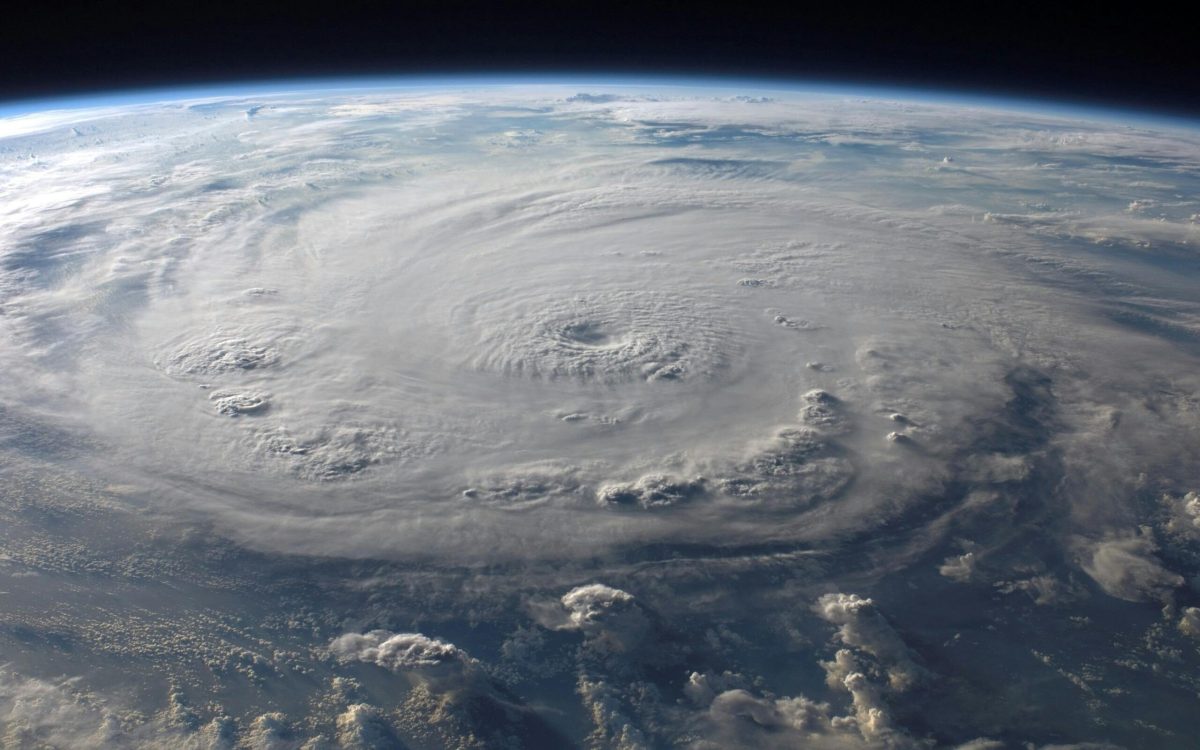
1 81 1199 749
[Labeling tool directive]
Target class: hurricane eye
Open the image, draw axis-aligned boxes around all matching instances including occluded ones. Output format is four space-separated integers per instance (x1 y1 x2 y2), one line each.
560 321 615 346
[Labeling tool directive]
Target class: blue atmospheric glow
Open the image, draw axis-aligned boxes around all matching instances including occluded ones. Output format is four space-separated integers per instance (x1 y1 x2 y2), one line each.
0 73 1196 131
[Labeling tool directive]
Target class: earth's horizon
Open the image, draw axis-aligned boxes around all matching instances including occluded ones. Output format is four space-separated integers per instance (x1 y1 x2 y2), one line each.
1 78 1199 749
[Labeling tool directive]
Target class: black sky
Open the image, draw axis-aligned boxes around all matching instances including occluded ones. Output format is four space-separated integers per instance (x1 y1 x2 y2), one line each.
2 2 1197 118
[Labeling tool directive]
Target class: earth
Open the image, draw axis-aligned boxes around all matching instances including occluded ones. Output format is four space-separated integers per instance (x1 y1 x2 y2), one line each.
1 80 1199 749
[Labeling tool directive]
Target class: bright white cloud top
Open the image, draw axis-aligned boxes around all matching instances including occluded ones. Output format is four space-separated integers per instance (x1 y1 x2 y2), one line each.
1 81 1199 748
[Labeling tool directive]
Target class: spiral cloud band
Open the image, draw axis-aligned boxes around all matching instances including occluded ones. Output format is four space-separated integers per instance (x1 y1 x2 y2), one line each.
2 83 1200 747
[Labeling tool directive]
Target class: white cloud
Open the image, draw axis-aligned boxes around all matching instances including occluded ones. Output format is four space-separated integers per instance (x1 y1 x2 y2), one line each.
243 712 293 750
689 669 917 749
0 671 122 749
816 593 923 691
334 704 394 750
939 552 977 582
1079 533 1183 603
561 583 636 626
596 473 707 508
329 630 465 671
0 668 258 749
1179 607 1200 638
555 583 651 652
1163 490 1200 538
577 677 650 750
672 594 934 748
12 84 1198 568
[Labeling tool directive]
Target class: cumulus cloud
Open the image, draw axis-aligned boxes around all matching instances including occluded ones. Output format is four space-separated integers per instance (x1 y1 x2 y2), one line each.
334 703 395 750
577 677 651 750
1163 490 1200 538
158 331 282 377
685 593 933 748
817 648 917 748
242 712 294 749
561 584 637 627
939 552 977 582
0 669 274 749
1178 606 1200 638
208 389 270 418
251 422 404 481
697 689 852 748
596 473 707 508
816 593 923 691
687 665 920 750
1079 533 1183 603
0 671 122 749
798 389 849 433
329 630 464 671
542 583 653 653
718 427 854 506
328 631 566 747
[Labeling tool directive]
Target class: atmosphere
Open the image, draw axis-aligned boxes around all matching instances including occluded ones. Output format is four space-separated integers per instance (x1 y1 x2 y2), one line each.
1 3 1197 117
1 7 1199 750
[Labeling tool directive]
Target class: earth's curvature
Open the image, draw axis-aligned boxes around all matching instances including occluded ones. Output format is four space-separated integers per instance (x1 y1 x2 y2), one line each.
1 80 1200 749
